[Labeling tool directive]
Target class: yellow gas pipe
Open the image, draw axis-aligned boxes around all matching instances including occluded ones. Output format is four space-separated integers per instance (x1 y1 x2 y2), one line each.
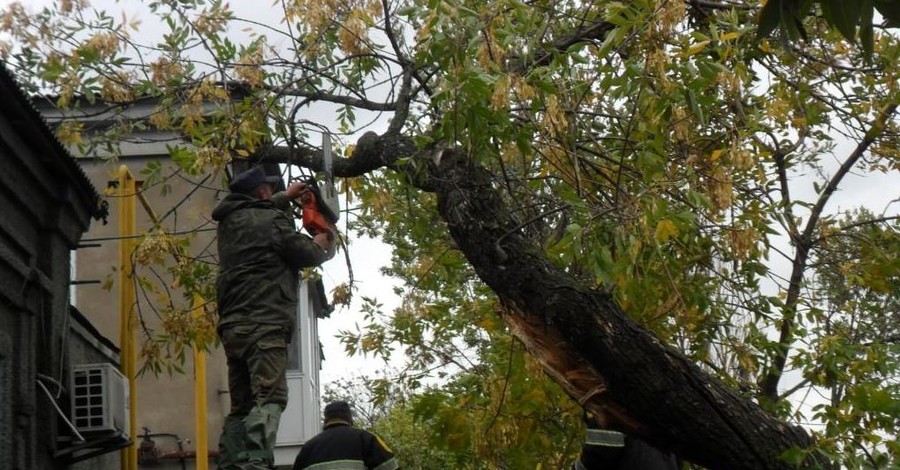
119 168 211 469
192 293 209 470
117 165 138 470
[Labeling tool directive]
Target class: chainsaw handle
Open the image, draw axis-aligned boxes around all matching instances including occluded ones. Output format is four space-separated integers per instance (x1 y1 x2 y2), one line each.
285 181 312 201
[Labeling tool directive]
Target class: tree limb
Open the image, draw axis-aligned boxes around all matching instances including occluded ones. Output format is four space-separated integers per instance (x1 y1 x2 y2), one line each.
508 19 616 73
270 86 398 111
759 102 898 401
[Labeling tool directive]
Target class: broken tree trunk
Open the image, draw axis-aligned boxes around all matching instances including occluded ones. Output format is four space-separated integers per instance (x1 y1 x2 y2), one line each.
428 149 825 470
260 134 829 470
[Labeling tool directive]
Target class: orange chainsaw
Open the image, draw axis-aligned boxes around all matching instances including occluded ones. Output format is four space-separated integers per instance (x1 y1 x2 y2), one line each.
299 177 338 239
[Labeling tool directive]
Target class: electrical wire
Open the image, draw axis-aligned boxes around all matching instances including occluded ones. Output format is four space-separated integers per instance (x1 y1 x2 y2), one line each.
36 378 85 442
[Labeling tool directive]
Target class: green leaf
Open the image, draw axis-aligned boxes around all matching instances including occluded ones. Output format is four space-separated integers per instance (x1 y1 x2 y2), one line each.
779 444 809 466
39 60 65 82
757 0 782 38
167 145 194 172
859 2 875 58
820 0 864 42
783 13 807 42
566 42 586 54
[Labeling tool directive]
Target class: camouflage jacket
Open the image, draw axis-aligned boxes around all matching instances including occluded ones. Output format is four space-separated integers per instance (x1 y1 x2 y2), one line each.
212 192 330 332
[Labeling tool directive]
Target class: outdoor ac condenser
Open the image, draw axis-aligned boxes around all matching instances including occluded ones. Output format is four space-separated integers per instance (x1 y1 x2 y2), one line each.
70 363 130 439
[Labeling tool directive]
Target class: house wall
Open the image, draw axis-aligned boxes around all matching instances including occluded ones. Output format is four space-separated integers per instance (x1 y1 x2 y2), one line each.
0 66 102 470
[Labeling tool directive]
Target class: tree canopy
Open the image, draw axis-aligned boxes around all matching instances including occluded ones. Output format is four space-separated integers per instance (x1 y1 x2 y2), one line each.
1 0 898 468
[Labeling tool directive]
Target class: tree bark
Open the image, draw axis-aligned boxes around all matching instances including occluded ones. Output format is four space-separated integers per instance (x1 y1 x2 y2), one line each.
428 150 822 470
260 132 830 469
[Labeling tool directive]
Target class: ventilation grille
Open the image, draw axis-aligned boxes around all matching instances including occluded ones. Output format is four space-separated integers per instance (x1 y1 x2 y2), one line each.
70 364 129 439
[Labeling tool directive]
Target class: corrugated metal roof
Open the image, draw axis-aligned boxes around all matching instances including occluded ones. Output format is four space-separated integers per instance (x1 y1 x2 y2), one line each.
0 62 106 221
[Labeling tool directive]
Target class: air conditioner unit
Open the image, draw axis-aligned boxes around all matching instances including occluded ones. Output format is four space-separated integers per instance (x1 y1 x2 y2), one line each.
70 363 130 440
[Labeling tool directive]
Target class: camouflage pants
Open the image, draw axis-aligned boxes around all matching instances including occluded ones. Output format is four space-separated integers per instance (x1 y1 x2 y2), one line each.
217 323 290 470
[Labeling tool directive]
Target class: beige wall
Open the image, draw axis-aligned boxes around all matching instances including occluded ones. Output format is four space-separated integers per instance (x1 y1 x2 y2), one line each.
73 156 230 468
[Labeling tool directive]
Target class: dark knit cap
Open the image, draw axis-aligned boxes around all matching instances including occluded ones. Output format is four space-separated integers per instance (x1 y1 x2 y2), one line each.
228 167 281 194
324 401 352 421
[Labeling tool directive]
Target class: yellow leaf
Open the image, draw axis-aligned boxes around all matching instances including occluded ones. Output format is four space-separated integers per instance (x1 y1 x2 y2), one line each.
720 31 740 42
683 40 711 57
655 219 679 243
710 148 725 162
477 315 498 332
101 276 114 291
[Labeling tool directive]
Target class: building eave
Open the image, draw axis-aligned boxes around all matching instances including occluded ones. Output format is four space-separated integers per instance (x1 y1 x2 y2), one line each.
0 62 105 223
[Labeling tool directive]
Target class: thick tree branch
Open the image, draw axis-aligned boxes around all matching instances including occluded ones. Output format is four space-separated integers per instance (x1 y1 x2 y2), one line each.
387 67 412 135
428 146 827 470
686 0 756 10
253 130 427 186
270 86 398 111
508 20 616 73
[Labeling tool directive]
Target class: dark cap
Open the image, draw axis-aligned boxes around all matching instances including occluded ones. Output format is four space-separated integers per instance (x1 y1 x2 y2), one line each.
228 167 281 194
323 401 352 420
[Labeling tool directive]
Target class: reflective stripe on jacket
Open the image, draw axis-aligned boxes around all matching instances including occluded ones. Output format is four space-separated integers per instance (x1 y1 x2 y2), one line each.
575 430 677 470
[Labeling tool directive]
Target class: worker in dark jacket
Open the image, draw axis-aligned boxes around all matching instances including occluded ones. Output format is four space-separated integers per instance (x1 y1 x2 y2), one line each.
574 413 678 470
213 166 336 470
292 401 399 470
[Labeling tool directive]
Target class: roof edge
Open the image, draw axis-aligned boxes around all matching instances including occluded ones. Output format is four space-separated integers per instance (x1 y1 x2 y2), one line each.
0 62 105 222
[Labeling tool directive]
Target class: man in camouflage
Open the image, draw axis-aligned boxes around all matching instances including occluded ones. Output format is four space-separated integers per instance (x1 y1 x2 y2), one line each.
213 167 337 470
